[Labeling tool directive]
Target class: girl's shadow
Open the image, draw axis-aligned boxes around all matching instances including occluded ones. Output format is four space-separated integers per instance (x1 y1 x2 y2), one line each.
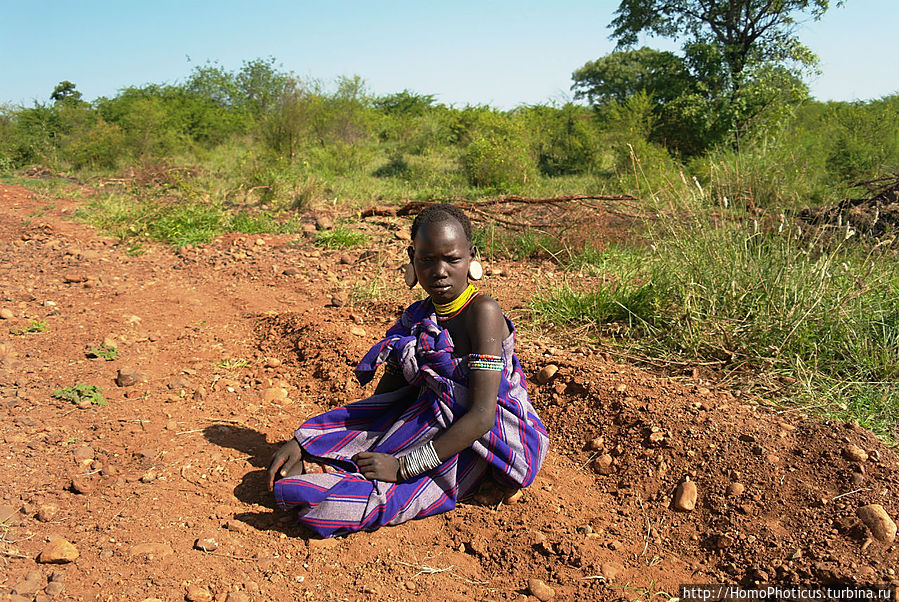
203 424 295 531
203 424 337 539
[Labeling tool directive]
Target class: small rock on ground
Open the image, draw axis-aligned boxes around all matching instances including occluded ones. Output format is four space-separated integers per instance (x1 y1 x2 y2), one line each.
726 482 745 497
11 577 44 596
673 480 698 511
69 476 94 495
194 537 219 552
38 538 79 564
843 444 869 463
527 578 555 601
857 504 897 542
186 585 213 602
536 364 558 385
115 368 147 387
593 454 614 475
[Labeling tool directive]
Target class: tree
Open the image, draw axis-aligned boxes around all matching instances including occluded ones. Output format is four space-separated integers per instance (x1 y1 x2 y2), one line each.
574 1 836 152
50 81 83 106
609 0 832 101
571 47 694 107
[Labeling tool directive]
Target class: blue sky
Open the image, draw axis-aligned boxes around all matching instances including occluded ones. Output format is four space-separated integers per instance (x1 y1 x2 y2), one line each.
2 1 896 109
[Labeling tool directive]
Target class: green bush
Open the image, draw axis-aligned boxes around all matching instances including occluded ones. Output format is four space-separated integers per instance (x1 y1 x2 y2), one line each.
61 117 125 169
824 96 899 185
307 141 374 177
462 135 536 191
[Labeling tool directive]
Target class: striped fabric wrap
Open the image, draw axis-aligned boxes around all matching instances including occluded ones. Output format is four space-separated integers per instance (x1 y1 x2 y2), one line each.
273 298 549 538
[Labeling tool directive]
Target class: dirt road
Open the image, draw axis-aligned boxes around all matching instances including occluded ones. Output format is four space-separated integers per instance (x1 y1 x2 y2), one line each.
1 182 897 601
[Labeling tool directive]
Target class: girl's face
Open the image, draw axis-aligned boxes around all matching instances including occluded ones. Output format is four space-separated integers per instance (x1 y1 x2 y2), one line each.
409 220 473 304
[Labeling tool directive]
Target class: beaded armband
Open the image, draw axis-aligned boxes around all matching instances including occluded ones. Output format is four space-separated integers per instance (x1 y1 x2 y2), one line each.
468 353 503 371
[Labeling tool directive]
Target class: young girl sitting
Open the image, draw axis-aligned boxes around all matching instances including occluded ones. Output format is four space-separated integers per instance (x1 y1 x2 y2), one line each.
266 204 549 538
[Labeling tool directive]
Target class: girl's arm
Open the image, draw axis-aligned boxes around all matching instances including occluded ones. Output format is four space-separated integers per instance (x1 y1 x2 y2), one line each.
431 297 505 460
354 297 507 481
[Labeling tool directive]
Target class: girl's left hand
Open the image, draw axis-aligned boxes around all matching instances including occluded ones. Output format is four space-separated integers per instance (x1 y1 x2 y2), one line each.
352 452 400 482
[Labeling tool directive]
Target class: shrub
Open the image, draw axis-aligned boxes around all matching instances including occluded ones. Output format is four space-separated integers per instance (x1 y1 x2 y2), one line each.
462 135 536 191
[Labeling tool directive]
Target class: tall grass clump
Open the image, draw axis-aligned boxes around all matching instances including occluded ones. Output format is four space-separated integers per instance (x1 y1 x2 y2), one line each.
533 210 899 438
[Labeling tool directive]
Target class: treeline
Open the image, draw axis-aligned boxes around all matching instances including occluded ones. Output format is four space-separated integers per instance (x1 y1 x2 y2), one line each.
0 57 897 208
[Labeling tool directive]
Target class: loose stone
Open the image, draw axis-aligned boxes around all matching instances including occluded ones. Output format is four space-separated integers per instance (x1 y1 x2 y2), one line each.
38 538 79 564
115 368 141 387
843 444 869 463
194 537 219 552
186 585 213 602
45 582 65 596
536 364 558 385
726 483 745 497
593 453 614 475
673 479 698 511
857 504 897 542
11 576 44 596
37 504 58 522
69 476 94 495
527 578 556 601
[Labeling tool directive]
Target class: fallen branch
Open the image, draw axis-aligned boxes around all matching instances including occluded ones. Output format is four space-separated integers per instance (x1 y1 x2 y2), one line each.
395 193 637 216
244 185 272 204
487 193 637 206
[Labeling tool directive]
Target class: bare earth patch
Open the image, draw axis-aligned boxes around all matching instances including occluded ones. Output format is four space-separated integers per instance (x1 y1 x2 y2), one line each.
1 182 897 600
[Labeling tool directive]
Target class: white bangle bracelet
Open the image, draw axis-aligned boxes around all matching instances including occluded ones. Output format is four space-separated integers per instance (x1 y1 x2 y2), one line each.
397 441 441 481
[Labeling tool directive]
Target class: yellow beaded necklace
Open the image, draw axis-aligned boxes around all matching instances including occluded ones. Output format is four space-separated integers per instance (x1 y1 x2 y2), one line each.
433 284 479 321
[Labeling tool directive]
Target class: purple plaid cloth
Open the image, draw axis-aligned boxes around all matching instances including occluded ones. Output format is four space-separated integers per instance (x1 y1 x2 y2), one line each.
273 298 549 537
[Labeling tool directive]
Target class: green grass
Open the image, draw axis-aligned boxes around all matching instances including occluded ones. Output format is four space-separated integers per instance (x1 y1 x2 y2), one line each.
531 211 899 440
52 383 107 406
74 193 305 247
9 319 47 335
473 224 564 261
216 358 249 370
314 226 370 248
